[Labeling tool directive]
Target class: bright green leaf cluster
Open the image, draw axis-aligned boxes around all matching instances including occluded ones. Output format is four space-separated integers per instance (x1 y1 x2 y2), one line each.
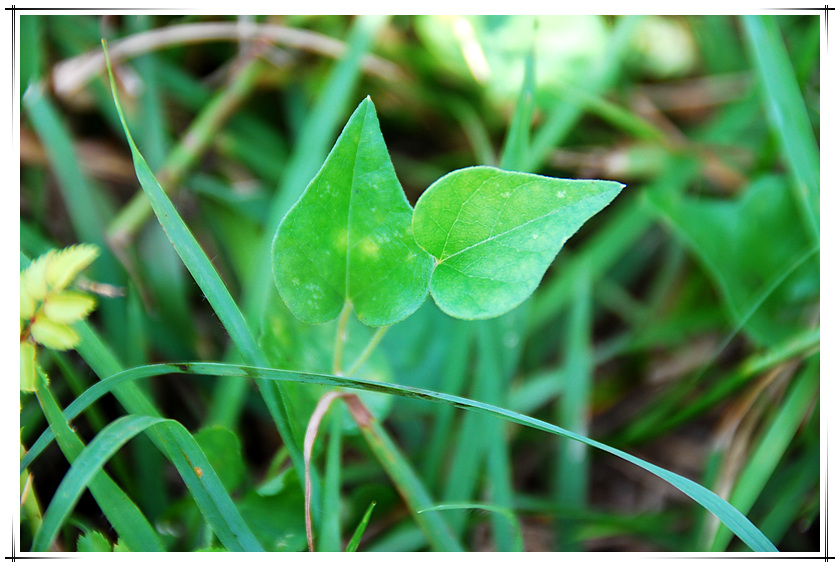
272 98 623 326
20 244 99 391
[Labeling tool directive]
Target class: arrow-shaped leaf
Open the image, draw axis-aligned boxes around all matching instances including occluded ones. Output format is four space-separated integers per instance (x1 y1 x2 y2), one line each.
412 166 623 319
272 98 434 326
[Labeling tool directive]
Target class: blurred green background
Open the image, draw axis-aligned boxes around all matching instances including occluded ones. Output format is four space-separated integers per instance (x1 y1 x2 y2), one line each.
19 14 820 552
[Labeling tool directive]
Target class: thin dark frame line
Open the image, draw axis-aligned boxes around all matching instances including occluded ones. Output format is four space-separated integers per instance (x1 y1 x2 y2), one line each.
11 6 75 562
10 4 13 135
764 4 833 44
6 520 75 560
655 557 835 560
765 9 827 558
5 7 171 10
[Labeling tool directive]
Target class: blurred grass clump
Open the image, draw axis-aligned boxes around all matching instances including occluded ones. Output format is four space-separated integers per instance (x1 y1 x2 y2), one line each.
19 14 819 553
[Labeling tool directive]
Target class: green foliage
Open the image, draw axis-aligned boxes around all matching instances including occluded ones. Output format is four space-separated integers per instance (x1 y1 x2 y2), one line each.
19 14 818 553
259 294 394 436
25 360 777 551
237 487 308 551
76 531 113 552
413 167 622 319
194 426 246 494
75 530 131 552
273 101 622 323
272 97 434 326
346 501 376 551
650 175 818 346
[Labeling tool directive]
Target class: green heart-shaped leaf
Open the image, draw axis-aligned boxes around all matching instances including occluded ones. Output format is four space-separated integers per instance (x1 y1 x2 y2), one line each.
413 166 623 319
272 98 434 326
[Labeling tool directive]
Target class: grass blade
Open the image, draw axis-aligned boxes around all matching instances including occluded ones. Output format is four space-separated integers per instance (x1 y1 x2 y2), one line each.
345 501 376 551
102 40 305 482
32 414 165 551
751 444 819 548
476 319 518 551
33 410 264 552
499 46 535 171
419 503 524 552
553 266 593 550
353 404 463 551
319 419 344 551
104 42 263 368
19 252 163 479
25 310 261 552
32 373 164 552
32 361 778 552
741 15 819 243
207 15 389 441
709 359 819 550
106 55 265 245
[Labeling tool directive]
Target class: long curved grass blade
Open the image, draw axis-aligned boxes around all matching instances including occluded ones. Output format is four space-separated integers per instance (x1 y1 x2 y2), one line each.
25 249 261 552
33 415 164 551
419 502 524 552
102 41 263 370
102 40 304 481
710 359 819 551
27 362 777 552
33 412 264 552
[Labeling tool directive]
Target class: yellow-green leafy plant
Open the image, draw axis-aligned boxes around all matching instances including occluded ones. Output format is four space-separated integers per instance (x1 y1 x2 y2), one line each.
20 244 100 392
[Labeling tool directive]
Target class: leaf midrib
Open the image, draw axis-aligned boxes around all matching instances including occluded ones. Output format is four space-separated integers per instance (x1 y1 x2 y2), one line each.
345 102 383 305
345 106 365 301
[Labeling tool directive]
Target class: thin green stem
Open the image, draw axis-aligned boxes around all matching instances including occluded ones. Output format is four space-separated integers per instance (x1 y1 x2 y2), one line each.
346 325 389 377
106 54 265 247
333 301 352 375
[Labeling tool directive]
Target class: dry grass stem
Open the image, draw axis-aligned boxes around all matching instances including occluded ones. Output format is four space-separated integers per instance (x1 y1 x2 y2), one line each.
51 21 403 99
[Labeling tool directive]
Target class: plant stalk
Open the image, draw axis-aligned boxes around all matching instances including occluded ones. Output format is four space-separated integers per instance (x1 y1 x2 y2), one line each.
346 325 389 377
106 54 265 249
333 302 352 375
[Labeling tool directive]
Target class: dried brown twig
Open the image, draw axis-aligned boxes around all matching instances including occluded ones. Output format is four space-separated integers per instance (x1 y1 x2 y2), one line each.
50 21 403 99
